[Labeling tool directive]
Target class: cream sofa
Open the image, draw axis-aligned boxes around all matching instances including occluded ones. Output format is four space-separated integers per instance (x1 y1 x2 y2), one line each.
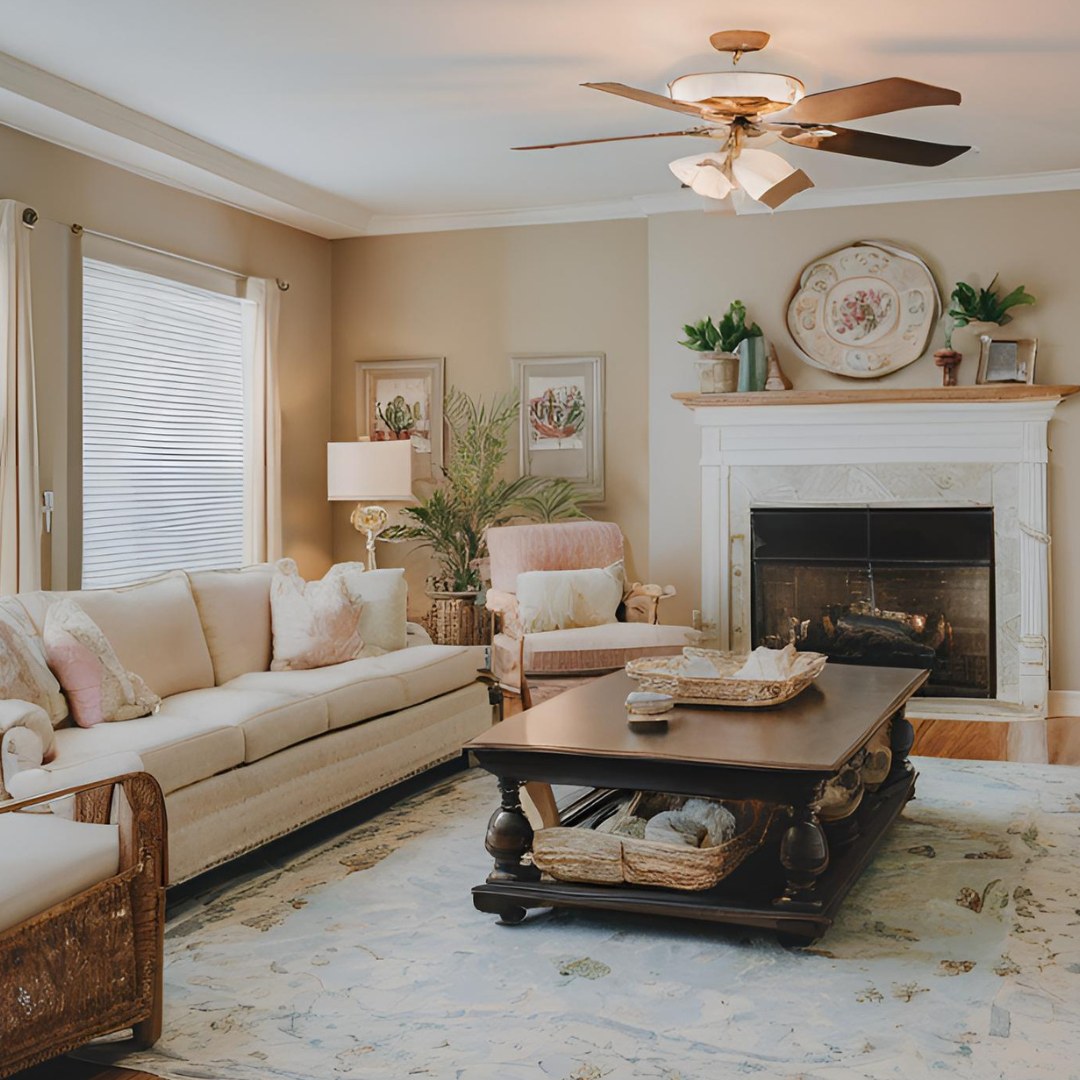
0 566 492 883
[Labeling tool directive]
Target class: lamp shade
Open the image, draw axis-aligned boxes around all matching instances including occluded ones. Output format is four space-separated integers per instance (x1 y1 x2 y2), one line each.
327 440 414 502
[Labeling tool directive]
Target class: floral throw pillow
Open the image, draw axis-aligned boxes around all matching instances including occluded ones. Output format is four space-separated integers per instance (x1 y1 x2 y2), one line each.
43 599 161 728
0 600 69 725
269 559 369 672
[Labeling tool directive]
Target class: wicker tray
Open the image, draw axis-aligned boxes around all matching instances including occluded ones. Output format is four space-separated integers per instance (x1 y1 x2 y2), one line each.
625 648 827 707
532 794 784 891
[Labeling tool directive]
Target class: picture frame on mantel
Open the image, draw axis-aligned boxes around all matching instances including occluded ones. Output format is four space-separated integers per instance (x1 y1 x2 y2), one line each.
976 336 1037 386
510 353 605 502
355 357 445 480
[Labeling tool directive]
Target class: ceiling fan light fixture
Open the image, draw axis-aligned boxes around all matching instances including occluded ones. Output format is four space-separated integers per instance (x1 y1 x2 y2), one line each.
668 72 804 117
668 153 734 201
730 148 814 209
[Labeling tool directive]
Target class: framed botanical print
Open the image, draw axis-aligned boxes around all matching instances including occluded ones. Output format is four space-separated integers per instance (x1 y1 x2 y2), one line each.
511 353 604 502
355 358 445 479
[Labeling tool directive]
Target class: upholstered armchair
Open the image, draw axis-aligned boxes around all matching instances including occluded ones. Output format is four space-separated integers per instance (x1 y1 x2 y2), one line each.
485 520 698 699
0 771 167 1077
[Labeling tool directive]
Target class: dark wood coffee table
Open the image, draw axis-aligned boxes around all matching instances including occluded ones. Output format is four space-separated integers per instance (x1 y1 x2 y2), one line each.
466 663 928 943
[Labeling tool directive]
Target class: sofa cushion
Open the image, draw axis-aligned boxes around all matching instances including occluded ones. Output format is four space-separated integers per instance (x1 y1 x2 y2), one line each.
0 814 120 934
227 645 481 730
18 572 215 699
46 712 243 795
161 686 329 763
493 622 697 684
186 565 274 685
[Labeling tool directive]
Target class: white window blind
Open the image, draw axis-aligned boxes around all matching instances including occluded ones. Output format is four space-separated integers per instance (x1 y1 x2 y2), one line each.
82 258 246 588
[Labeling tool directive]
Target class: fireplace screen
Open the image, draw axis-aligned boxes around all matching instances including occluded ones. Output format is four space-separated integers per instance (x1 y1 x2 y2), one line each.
751 508 995 698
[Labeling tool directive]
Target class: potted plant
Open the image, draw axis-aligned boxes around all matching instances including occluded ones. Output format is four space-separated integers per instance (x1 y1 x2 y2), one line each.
680 301 763 393
948 275 1035 340
382 388 589 643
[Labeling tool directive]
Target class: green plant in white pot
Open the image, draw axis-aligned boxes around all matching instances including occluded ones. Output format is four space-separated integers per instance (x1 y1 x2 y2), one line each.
948 275 1035 340
680 301 763 393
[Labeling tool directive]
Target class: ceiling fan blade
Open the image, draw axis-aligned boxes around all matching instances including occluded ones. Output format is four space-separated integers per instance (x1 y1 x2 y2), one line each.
581 82 706 118
776 124 969 166
779 77 961 124
513 129 716 150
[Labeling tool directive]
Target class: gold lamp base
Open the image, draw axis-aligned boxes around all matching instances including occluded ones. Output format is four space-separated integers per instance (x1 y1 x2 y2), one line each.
350 504 389 570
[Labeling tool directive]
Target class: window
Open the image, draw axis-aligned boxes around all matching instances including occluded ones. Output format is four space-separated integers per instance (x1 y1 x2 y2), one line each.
82 259 246 588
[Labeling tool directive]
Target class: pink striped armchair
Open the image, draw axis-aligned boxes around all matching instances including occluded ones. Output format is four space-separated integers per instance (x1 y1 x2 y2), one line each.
485 521 697 698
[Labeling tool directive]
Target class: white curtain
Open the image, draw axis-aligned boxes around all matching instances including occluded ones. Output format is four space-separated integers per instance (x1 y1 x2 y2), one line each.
241 278 282 564
0 202 41 594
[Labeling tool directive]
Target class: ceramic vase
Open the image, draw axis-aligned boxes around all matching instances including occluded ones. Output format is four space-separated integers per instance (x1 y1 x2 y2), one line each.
694 352 739 394
737 337 768 393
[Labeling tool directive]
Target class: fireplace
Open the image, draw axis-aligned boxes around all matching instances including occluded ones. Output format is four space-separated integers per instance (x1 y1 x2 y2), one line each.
751 508 995 697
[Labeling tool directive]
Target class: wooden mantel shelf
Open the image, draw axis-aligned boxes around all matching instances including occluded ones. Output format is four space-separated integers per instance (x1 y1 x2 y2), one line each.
674 385 1080 408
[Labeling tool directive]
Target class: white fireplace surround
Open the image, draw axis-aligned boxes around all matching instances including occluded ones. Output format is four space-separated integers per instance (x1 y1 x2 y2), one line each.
685 395 1073 735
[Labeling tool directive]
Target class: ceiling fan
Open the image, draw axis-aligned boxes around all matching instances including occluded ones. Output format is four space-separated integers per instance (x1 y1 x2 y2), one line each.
514 29 969 211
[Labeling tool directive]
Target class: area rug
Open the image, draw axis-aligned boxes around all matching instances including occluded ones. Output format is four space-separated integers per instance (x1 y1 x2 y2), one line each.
81 757 1080 1080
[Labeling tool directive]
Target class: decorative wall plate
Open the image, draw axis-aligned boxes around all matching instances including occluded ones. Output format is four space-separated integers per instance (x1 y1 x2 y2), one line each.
786 241 940 378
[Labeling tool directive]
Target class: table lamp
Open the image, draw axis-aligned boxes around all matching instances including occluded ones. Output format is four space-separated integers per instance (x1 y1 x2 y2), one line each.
327 439 414 570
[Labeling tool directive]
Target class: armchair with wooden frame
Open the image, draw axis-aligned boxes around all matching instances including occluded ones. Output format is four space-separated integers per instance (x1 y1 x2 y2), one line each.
485 520 698 708
0 771 167 1078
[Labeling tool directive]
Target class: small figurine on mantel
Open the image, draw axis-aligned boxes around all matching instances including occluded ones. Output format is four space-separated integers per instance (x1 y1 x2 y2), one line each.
764 341 792 391
934 316 963 387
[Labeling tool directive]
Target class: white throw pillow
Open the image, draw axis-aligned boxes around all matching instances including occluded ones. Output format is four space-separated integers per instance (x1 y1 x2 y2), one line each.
516 560 625 634
270 559 370 672
0 599 68 725
43 599 161 728
331 564 408 653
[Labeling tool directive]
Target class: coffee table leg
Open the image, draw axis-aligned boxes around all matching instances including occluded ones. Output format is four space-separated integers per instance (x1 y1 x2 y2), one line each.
485 777 541 884
778 807 829 904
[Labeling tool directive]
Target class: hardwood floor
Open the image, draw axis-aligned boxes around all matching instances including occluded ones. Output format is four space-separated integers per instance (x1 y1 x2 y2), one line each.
12 1061 154 1079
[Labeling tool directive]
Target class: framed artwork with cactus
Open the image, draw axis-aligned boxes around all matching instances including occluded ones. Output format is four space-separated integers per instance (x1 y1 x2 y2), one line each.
510 353 604 502
355 357 445 478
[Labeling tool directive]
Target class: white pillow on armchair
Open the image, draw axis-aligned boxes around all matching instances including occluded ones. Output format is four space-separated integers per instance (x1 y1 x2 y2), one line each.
516 560 625 634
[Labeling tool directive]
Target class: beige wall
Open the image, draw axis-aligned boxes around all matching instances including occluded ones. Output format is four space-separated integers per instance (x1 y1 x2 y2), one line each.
330 220 649 611
0 123 333 586
648 191 1080 690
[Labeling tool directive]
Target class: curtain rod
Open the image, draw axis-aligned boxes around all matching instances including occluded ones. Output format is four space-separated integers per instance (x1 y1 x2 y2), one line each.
68 222 289 291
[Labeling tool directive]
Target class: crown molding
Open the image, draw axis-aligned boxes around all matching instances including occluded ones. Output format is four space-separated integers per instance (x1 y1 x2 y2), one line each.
364 168 1080 236
0 48 372 239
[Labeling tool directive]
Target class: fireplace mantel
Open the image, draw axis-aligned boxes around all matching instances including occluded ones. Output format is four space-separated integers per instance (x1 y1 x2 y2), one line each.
680 383 1077 757
675 385 1079 409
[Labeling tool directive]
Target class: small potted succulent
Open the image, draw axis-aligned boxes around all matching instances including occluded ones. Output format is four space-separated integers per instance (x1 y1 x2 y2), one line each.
948 275 1036 340
375 395 421 440
680 301 763 393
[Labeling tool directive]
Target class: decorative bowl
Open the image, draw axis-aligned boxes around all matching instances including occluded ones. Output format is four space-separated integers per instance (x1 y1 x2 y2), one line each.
625 648 827 708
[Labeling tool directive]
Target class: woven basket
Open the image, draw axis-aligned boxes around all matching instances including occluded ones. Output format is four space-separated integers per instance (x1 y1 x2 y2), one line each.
423 591 491 647
626 648 827 707
532 795 783 891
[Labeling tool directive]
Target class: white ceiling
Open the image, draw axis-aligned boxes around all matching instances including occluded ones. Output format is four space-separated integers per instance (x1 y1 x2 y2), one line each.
0 0 1077 237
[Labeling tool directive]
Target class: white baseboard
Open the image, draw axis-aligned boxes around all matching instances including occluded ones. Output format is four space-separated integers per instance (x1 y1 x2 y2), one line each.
1048 690 1080 718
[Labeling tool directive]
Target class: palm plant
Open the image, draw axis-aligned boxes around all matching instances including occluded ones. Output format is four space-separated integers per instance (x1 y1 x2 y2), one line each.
383 388 589 591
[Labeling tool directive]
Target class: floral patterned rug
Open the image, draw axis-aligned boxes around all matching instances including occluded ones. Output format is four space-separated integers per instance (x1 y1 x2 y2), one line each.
81 757 1080 1080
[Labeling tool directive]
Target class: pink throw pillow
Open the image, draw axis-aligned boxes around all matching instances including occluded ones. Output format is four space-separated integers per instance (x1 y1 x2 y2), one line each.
43 600 160 728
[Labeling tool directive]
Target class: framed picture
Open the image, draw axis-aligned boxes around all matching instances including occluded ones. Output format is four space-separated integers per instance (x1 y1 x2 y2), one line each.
976 336 1037 385
355 358 445 479
511 353 604 502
